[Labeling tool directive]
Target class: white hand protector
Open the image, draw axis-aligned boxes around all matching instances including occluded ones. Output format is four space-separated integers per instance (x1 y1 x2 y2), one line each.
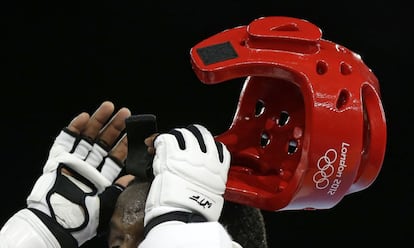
25 128 126 247
144 124 231 229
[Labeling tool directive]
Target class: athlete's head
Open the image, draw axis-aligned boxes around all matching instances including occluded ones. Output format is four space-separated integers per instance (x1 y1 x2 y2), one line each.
108 180 150 248
107 180 268 248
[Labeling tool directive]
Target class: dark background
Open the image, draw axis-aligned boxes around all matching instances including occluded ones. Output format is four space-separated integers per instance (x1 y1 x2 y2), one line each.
2 1 412 247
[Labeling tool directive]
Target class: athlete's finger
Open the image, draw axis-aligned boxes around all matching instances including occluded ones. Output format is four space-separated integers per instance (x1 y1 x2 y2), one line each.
67 112 90 134
97 107 131 149
110 133 128 162
144 133 159 154
81 101 115 140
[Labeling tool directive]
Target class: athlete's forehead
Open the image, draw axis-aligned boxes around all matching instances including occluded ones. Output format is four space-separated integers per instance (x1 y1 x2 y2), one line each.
108 207 145 248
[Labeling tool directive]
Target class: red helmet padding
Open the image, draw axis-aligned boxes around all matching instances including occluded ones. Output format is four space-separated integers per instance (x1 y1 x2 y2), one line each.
190 16 387 211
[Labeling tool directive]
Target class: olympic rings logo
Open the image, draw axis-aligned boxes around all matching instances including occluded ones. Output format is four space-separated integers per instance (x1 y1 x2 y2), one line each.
313 149 337 190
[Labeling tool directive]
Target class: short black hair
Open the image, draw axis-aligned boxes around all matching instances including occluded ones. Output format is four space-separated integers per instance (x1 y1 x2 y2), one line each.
220 201 268 248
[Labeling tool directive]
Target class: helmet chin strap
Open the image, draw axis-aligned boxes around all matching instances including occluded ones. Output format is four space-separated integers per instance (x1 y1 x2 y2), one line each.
190 16 387 211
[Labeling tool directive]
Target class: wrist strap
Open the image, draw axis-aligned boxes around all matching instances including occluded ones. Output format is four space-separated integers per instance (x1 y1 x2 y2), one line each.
28 208 78 248
125 114 158 181
144 211 207 237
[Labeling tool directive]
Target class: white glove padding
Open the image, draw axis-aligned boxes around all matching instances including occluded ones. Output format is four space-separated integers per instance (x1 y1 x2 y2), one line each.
144 124 231 227
26 128 126 247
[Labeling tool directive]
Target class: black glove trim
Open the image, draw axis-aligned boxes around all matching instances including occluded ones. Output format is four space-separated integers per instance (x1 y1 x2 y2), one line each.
46 164 95 232
143 211 207 237
185 124 207 152
168 129 186 150
214 140 224 163
97 184 124 235
168 125 225 163
28 208 78 248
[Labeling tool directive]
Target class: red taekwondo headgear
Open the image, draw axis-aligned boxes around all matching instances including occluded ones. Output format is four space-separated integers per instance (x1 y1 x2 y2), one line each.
190 16 387 211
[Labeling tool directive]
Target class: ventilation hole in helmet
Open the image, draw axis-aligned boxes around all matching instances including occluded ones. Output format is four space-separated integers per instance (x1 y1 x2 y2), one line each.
277 111 290 126
287 139 298 154
336 89 350 109
260 131 270 147
340 61 352 75
316 60 328 75
240 39 246 46
255 100 265 117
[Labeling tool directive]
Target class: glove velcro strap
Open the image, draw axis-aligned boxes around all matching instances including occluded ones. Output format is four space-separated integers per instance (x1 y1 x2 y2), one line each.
28 208 78 248
143 211 207 237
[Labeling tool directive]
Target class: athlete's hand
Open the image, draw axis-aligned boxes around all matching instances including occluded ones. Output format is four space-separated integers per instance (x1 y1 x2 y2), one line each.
26 101 135 246
144 124 231 230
